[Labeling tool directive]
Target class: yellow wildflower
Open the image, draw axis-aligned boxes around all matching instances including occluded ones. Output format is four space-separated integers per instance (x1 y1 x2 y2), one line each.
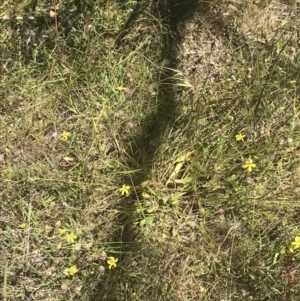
69 265 78 275
291 236 300 251
242 158 256 172
66 233 77 243
107 256 118 269
119 184 130 196
236 133 245 142
63 265 78 276
60 131 71 141
117 85 125 91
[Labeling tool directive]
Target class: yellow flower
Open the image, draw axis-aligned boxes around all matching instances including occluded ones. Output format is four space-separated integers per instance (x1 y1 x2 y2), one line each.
57 228 67 235
242 158 256 172
63 265 78 276
117 85 125 91
291 236 300 251
236 133 245 141
119 184 130 196
60 131 71 141
69 265 78 275
66 233 77 243
107 256 118 269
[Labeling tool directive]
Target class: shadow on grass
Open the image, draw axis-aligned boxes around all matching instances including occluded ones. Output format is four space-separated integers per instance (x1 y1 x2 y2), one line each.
120 0 213 179
94 1 215 300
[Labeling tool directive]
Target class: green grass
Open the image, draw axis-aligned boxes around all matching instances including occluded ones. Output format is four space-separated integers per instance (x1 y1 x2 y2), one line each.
1 0 300 300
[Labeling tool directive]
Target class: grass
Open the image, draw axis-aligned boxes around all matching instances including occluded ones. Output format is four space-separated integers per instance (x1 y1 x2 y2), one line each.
1 0 300 300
